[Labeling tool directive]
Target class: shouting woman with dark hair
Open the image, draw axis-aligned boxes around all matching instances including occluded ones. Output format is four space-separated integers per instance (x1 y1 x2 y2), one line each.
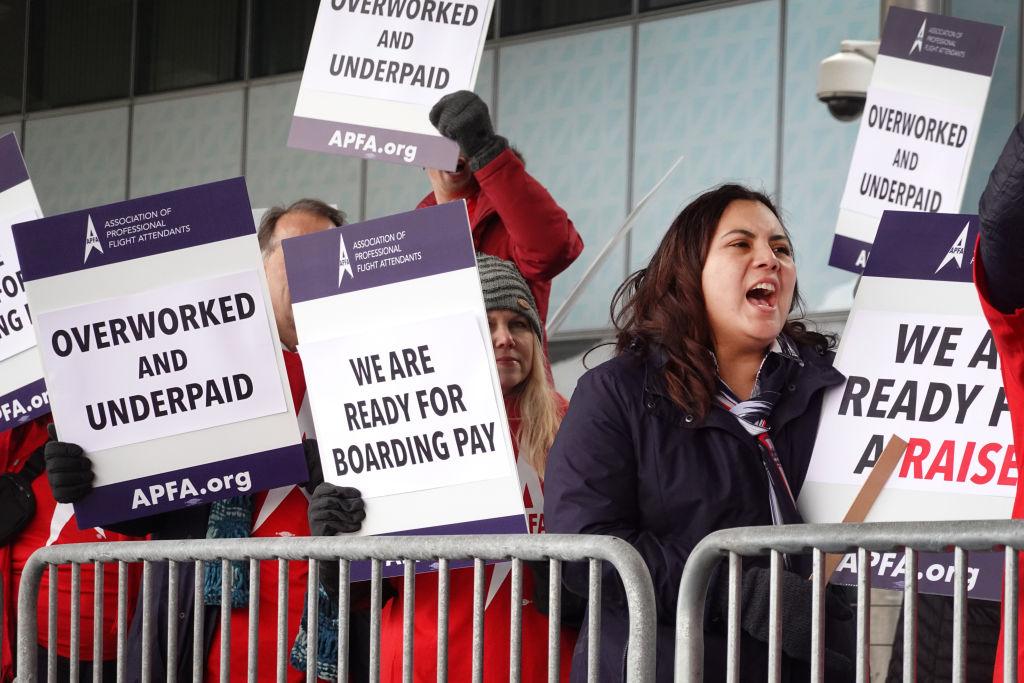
545 184 854 682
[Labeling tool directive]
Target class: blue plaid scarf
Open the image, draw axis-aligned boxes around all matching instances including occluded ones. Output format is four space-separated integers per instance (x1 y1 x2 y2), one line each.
715 335 804 529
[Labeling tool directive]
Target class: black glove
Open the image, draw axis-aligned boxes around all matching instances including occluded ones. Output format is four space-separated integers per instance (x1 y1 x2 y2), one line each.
301 438 324 496
713 565 853 674
429 90 508 172
309 483 366 600
308 483 365 536
43 424 94 504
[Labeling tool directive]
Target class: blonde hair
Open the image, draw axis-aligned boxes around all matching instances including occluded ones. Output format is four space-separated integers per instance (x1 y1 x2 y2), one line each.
509 333 562 479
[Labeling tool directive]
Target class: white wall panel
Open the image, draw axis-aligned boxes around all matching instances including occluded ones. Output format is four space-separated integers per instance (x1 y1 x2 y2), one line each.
131 90 243 198
26 107 128 215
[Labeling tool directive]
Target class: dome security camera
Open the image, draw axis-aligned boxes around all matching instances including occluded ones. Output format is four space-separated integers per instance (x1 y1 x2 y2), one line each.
817 40 879 122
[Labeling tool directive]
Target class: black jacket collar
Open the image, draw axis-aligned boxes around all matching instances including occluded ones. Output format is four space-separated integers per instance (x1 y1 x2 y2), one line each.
639 340 845 434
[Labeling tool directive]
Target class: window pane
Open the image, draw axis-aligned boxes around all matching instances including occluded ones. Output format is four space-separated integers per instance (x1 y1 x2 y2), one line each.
500 0 631 37
26 0 132 111
0 1 26 115
639 0 708 11
250 0 319 78
134 0 245 95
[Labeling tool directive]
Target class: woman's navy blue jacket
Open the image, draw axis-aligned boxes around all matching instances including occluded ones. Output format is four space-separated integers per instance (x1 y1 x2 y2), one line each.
544 341 845 682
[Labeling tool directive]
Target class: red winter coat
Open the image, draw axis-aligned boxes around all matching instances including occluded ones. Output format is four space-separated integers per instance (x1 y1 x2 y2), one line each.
378 394 576 682
977 248 1024 682
417 148 583 325
1 415 142 681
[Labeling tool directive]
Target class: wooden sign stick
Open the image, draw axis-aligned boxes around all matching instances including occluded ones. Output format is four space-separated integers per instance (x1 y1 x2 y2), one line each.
821 435 909 581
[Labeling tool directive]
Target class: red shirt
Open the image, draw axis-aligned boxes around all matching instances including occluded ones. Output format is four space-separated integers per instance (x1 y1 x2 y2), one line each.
205 350 320 682
976 246 1024 682
378 395 576 682
1 415 142 678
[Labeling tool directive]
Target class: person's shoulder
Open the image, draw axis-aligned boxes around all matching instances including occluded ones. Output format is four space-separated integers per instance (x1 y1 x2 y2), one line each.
793 339 844 389
795 340 835 365
574 349 647 397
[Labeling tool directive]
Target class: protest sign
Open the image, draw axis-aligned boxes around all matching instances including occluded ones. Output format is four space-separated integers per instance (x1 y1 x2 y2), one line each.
288 0 493 170
12 178 304 527
800 211 1011 599
283 201 526 563
830 7 1002 273
0 133 49 432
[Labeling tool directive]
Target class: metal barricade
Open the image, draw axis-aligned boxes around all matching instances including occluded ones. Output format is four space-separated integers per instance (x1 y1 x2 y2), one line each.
676 520 1024 683
16 533 656 682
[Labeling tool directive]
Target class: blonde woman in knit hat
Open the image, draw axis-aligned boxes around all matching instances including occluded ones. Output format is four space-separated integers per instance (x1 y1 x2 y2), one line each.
375 254 578 681
306 255 578 681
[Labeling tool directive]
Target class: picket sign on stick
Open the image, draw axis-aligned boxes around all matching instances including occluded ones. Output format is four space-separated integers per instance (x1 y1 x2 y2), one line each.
802 212 1013 600
821 435 908 581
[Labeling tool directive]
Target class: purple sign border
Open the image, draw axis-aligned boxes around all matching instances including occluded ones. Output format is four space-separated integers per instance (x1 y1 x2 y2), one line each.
0 133 30 194
829 233 873 274
832 549 1003 601
288 116 459 172
284 201 477 304
13 177 256 283
864 211 978 283
0 377 51 433
879 6 1003 78
349 513 528 581
74 442 307 529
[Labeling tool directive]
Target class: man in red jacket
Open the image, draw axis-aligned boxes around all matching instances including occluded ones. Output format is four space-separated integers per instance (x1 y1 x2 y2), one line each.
975 116 1024 682
419 90 583 325
40 199 354 682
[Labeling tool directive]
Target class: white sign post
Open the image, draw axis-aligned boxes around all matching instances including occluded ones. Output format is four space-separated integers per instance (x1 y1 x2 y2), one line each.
289 0 494 170
829 7 1003 273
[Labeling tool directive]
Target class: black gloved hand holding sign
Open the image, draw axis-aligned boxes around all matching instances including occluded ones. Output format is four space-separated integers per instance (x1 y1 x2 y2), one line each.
309 482 367 601
44 423 94 504
429 90 508 172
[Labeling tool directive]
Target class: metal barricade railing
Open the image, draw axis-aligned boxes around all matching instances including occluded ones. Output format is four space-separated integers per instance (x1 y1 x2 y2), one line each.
676 520 1024 683
16 533 656 683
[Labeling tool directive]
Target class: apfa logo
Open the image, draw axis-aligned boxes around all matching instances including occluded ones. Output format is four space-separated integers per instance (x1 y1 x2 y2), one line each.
83 214 104 263
338 232 353 286
910 19 926 55
934 222 970 274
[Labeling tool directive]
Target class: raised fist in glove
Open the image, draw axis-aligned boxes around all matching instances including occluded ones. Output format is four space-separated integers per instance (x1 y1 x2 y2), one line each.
44 424 94 504
308 483 366 536
429 90 508 172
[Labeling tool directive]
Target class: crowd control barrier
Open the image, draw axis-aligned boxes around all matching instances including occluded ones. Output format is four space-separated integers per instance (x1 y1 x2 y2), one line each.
15 534 656 683
676 519 1024 683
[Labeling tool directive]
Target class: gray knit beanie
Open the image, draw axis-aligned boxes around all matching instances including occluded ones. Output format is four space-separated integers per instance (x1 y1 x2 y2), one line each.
476 253 543 342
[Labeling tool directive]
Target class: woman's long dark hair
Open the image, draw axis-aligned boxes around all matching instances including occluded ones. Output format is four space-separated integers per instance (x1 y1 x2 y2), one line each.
612 184 834 419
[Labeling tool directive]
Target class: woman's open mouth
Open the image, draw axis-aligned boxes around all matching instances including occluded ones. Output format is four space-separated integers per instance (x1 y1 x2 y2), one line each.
746 282 778 311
